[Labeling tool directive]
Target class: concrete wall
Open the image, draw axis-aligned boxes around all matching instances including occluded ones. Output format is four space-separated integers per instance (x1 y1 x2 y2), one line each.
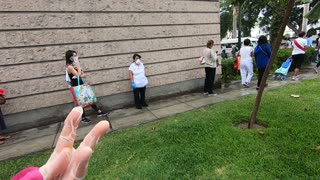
0 0 220 131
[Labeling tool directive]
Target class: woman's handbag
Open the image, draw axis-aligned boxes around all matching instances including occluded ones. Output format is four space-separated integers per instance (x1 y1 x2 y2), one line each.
234 56 240 70
0 95 6 105
69 76 97 108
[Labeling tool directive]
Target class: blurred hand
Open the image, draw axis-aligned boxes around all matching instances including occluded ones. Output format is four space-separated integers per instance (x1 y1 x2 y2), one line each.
131 82 136 89
12 107 110 180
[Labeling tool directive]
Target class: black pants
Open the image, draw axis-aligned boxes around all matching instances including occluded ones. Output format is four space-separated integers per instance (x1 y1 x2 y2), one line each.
133 86 146 107
257 68 266 87
316 60 320 68
82 104 99 118
0 108 7 131
204 67 216 94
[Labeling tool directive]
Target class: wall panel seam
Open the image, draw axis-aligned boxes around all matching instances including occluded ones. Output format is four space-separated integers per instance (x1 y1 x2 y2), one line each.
0 33 219 49
0 23 219 32
5 67 204 100
0 45 210 67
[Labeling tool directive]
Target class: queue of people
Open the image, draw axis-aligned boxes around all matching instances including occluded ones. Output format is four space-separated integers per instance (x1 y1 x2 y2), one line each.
1 32 317 146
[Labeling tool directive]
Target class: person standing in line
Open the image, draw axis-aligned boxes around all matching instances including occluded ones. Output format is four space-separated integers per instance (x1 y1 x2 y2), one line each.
291 31 308 81
129 54 148 109
306 34 313 47
238 39 254 87
203 40 218 96
231 44 237 58
254 35 272 90
65 50 108 123
0 89 10 145
287 38 292 49
313 33 320 73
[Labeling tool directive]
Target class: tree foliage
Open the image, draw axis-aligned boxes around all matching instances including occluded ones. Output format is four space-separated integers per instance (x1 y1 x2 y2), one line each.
220 0 319 41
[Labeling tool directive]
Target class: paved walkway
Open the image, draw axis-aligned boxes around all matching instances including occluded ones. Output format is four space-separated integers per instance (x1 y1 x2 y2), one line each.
0 64 319 162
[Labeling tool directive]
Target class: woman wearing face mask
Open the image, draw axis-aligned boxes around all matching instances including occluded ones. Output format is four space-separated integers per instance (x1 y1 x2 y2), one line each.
129 54 148 109
65 50 108 123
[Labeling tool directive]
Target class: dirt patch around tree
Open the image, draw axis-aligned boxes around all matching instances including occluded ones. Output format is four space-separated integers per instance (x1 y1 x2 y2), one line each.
236 121 267 130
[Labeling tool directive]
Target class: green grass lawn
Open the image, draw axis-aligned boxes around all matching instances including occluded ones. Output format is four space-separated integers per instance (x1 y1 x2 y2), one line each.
2 79 320 179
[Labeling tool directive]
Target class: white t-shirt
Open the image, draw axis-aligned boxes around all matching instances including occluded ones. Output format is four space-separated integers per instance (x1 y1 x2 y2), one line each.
129 62 148 88
292 37 308 55
239 46 253 62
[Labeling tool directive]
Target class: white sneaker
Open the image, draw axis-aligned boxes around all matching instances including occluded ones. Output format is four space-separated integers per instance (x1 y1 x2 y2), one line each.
292 76 299 81
208 92 217 96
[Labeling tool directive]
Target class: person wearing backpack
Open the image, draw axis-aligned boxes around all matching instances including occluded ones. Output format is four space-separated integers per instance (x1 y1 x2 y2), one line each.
291 31 308 81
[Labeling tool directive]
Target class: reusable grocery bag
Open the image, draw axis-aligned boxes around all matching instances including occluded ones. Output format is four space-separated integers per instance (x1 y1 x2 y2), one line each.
69 76 97 108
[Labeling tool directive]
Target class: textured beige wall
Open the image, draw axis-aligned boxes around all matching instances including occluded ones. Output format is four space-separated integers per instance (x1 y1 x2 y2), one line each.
0 0 220 115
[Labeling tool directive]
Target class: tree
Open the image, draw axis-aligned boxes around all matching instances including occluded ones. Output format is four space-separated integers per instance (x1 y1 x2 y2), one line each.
304 1 320 21
249 0 295 128
220 0 319 42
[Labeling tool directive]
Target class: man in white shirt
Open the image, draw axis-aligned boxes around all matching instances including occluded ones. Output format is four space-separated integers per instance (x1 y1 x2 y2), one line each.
291 31 308 81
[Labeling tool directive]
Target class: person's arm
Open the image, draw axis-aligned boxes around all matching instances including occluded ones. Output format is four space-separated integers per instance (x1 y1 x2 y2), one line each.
129 70 134 82
251 48 254 58
67 66 86 78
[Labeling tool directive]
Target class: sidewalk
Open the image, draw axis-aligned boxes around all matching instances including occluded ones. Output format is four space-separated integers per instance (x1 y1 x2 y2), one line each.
0 64 319 162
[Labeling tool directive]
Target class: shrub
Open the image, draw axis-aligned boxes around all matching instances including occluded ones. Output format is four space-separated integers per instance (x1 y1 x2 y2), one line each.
221 58 240 83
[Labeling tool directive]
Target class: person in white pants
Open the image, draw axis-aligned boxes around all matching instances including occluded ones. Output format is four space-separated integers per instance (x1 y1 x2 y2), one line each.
239 39 254 87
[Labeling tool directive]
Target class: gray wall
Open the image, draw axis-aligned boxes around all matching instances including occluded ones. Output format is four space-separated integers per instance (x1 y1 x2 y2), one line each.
0 0 220 131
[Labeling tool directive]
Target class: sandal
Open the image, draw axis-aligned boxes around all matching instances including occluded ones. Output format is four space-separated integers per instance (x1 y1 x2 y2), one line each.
0 140 5 145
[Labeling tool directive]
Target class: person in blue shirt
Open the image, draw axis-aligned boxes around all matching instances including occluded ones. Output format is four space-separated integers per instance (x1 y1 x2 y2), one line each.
306 34 313 47
254 35 272 90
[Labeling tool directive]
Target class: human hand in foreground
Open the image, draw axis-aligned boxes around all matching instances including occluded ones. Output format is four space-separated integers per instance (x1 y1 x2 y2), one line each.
12 106 110 180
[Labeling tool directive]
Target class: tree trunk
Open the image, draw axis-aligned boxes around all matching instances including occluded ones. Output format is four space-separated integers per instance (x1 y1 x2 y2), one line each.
248 0 295 129
232 6 237 38
287 23 299 36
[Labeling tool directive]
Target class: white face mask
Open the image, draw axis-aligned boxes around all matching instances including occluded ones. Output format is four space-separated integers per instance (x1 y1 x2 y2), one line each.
135 59 141 65
73 56 79 62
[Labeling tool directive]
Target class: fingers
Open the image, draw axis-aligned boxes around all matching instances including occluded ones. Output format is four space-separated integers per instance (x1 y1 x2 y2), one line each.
55 106 82 154
64 146 93 180
63 121 109 180
39 148 73 179
79 120 110 150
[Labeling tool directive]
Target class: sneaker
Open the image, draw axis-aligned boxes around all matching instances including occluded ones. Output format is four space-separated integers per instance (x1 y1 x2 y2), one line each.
81 117 91 123
313 67 318 73
208 92 217 96
292 76 299 81
97 111 109 117
203 92 208 95
142 103 149 107
136 105 142 109
242 84 249 88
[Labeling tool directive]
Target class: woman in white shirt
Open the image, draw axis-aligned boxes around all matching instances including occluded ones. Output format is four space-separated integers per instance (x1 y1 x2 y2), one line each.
129 54 148 109
203 40 218 96
291 31 308 80
239 39 254 87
